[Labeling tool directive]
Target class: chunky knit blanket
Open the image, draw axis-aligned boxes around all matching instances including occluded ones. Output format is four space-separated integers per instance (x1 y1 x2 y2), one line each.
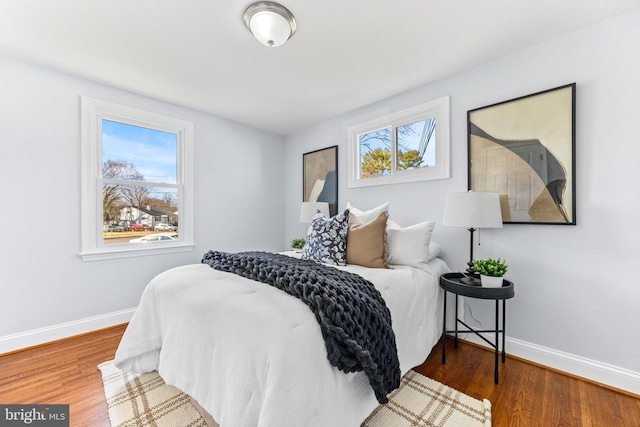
201 250 400 403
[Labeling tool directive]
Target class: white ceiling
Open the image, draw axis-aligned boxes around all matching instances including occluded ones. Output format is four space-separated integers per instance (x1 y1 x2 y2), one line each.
1 0 638 136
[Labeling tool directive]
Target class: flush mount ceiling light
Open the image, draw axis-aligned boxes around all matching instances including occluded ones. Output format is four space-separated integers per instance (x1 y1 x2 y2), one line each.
243 1 296 47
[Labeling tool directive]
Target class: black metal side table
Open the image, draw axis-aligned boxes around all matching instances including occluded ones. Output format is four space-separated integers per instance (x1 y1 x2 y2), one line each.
440 272 515 384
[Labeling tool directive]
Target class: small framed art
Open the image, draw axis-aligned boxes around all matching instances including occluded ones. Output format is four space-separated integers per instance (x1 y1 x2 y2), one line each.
303 145 338 216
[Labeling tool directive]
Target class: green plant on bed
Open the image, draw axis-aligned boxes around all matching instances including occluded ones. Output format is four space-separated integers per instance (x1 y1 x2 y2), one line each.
472 258 508 277
290 238 306 250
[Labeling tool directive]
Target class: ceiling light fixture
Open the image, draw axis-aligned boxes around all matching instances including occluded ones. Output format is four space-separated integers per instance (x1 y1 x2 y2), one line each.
243 1 296 47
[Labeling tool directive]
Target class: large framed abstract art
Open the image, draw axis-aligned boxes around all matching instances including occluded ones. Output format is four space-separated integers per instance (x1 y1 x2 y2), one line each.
468 83 576 225
303 145 338 216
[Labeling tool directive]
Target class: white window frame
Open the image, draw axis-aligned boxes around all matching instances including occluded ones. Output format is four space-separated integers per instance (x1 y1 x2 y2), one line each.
80 97 194 261
347 96 450 188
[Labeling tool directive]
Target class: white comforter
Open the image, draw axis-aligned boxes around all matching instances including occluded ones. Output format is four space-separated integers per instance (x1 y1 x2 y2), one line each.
115 257 449 427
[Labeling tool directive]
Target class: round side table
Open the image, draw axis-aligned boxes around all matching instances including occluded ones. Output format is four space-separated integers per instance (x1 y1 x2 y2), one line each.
440 272 515 384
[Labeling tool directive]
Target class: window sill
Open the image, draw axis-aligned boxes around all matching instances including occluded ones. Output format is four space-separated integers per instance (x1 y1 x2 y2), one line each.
80 242 195 262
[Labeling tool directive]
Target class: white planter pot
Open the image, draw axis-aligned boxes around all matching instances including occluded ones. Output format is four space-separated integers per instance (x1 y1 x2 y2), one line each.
481 275 503 288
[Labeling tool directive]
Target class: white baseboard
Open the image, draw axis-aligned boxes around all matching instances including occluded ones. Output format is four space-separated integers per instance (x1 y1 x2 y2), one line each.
0 308 135 355
460 333 640 396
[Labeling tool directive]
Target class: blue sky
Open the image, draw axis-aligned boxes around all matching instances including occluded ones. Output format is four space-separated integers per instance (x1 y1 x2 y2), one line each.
101 119 177 184
398 120 436 167
360 119 436 167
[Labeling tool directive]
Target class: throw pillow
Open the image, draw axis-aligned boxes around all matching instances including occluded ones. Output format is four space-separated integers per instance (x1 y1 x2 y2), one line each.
386 220 435 267
428 241 442 261
346 211 389 269
302 209 350 266
346 202 390 224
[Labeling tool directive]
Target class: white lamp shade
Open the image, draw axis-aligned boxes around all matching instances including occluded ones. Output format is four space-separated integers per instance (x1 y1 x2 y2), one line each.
299 202 329 223
443 191 503 228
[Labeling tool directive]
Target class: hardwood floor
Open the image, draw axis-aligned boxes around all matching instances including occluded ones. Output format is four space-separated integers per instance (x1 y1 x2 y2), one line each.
1 325 638 426
0 325 126 426
415 338 640 427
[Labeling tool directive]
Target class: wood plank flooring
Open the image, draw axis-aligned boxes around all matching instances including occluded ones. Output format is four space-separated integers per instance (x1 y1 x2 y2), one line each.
414 338 640 427
0 325 126 426
1 325 638 426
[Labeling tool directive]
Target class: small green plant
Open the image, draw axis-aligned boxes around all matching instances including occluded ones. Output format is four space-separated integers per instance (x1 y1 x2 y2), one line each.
290 238 306 250
472 258 508 277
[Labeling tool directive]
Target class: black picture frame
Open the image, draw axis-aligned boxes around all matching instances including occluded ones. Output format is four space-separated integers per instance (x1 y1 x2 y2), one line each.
468 83 576 225
303 146 338 217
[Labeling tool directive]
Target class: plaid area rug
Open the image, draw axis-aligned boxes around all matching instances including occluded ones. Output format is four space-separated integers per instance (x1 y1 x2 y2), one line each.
98 361 208 427
99 361 491 427
362 370 492 427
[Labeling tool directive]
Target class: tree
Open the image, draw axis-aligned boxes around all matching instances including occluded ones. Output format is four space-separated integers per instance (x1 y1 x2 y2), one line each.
358 127 417 153
160 192 176 208
397 149 424 170
361 147 425 178
361 148 391 178
359 123 429 177
120 185 150 208
102 160 149 222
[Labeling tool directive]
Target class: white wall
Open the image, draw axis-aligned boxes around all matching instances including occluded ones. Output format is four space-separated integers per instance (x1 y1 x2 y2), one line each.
0 56 285 351
284 9 640 393
2 7 638 395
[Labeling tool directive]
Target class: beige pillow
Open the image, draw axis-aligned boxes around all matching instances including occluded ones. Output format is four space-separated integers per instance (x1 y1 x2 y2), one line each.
346 211 389 269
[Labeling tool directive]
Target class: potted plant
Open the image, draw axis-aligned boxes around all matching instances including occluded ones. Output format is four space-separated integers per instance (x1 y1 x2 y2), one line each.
472 258 508 287
290 238 305 252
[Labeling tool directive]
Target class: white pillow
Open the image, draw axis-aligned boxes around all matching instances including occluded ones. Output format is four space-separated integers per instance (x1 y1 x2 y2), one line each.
346 202 390 224
386 220 436 267
428 241 442 261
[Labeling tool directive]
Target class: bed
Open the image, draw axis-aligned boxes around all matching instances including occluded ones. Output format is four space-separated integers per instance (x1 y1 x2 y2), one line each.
115 205 449 426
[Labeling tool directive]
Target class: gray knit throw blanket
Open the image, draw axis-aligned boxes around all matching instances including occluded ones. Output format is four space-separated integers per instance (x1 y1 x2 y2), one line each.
201 250 400 403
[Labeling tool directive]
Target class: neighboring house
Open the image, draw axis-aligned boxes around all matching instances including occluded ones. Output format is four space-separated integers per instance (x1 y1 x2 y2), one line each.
119 205 178 227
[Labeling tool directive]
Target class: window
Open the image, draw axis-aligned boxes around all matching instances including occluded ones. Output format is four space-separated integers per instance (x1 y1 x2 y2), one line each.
80 97 194 261
347 97 450 187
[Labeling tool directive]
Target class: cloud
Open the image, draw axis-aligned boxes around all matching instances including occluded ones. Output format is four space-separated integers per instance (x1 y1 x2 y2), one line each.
102 120 177 184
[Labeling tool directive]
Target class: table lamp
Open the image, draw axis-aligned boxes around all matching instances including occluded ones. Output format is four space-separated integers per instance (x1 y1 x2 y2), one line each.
299 201 330 223
443 191 503 284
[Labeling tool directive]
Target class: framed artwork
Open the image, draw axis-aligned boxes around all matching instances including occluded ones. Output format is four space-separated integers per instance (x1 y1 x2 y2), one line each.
303 145 338 216
468 83 576 225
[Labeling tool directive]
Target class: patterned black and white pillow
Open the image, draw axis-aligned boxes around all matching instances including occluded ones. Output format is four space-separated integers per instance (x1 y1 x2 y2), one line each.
302 209 350 266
